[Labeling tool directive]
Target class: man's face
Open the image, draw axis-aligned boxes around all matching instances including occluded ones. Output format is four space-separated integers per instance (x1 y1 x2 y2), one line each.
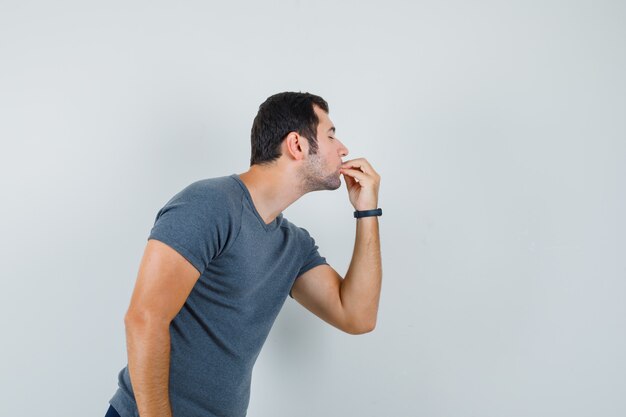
300 105 350 192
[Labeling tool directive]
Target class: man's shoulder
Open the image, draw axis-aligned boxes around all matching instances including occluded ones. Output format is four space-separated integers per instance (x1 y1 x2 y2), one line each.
185 174 239 194
172 174 242 206
155 174 244 224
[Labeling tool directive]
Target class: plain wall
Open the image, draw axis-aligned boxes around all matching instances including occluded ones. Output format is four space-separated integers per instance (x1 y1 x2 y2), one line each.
1 1 624 416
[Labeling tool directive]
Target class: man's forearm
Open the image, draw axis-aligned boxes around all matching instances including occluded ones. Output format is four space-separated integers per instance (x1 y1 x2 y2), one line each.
125 317 173 417
340 216 382 333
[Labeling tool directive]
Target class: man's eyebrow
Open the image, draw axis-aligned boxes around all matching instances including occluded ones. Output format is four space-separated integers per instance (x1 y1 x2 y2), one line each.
328 126 336 133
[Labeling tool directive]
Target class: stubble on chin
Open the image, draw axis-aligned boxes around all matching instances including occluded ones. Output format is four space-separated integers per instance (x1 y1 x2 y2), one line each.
298 168 342 193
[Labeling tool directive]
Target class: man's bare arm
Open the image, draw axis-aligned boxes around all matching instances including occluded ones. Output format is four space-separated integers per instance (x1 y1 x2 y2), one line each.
340 215 382 332
338 158 382 331
291 216 381 334
124 239 201 417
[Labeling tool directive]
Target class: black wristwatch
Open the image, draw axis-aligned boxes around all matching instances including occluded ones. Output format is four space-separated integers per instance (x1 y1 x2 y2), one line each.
354 208 383 218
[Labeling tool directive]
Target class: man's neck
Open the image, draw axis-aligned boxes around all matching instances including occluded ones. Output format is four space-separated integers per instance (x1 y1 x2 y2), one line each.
236 163 306 225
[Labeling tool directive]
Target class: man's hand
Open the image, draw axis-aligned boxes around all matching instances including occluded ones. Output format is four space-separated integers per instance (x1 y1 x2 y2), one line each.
339 158 381 210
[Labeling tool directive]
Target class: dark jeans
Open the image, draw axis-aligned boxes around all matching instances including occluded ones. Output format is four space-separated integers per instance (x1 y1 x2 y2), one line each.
105 404 121 417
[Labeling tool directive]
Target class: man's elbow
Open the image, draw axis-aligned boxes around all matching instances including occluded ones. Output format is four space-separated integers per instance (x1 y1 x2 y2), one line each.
345 319 376 335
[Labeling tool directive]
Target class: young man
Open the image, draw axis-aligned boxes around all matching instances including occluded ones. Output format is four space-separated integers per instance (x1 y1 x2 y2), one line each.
105 92 383 417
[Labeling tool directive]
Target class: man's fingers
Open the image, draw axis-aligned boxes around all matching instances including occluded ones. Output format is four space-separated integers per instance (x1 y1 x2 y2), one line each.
340 167 370 183
341 158 379 178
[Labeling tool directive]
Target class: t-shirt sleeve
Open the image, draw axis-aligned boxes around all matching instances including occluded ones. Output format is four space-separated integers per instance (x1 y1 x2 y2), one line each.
147 184 235 275
289 227 329 299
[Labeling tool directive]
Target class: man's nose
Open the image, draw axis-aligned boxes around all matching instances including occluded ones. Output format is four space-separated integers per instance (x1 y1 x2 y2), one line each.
339 141 349 157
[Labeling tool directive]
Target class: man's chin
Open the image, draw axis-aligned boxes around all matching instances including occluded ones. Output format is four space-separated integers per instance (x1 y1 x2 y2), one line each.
307 177 341 192
327 176 342 190
301 169 342 192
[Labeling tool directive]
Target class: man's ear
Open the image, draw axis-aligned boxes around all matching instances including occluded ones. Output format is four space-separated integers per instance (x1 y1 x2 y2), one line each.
284 132 308 161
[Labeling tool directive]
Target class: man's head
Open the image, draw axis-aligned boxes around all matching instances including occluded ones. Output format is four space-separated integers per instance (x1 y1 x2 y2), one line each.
250 91 349 191
250 91 329 165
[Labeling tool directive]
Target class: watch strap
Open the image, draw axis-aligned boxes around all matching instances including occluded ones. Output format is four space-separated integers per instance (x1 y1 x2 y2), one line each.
354 208 383 218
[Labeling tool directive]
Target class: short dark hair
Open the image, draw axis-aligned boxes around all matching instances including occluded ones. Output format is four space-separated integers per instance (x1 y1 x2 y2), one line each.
249 91 329 166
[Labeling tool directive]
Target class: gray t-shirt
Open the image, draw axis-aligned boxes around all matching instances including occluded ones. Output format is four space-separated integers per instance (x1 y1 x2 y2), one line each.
109 173 328 417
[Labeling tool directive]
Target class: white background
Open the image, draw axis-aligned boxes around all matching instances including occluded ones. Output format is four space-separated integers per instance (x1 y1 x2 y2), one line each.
1 1 624 416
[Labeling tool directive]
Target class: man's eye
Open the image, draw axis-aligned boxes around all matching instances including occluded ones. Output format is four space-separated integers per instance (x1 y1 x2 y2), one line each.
329 136 335 140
